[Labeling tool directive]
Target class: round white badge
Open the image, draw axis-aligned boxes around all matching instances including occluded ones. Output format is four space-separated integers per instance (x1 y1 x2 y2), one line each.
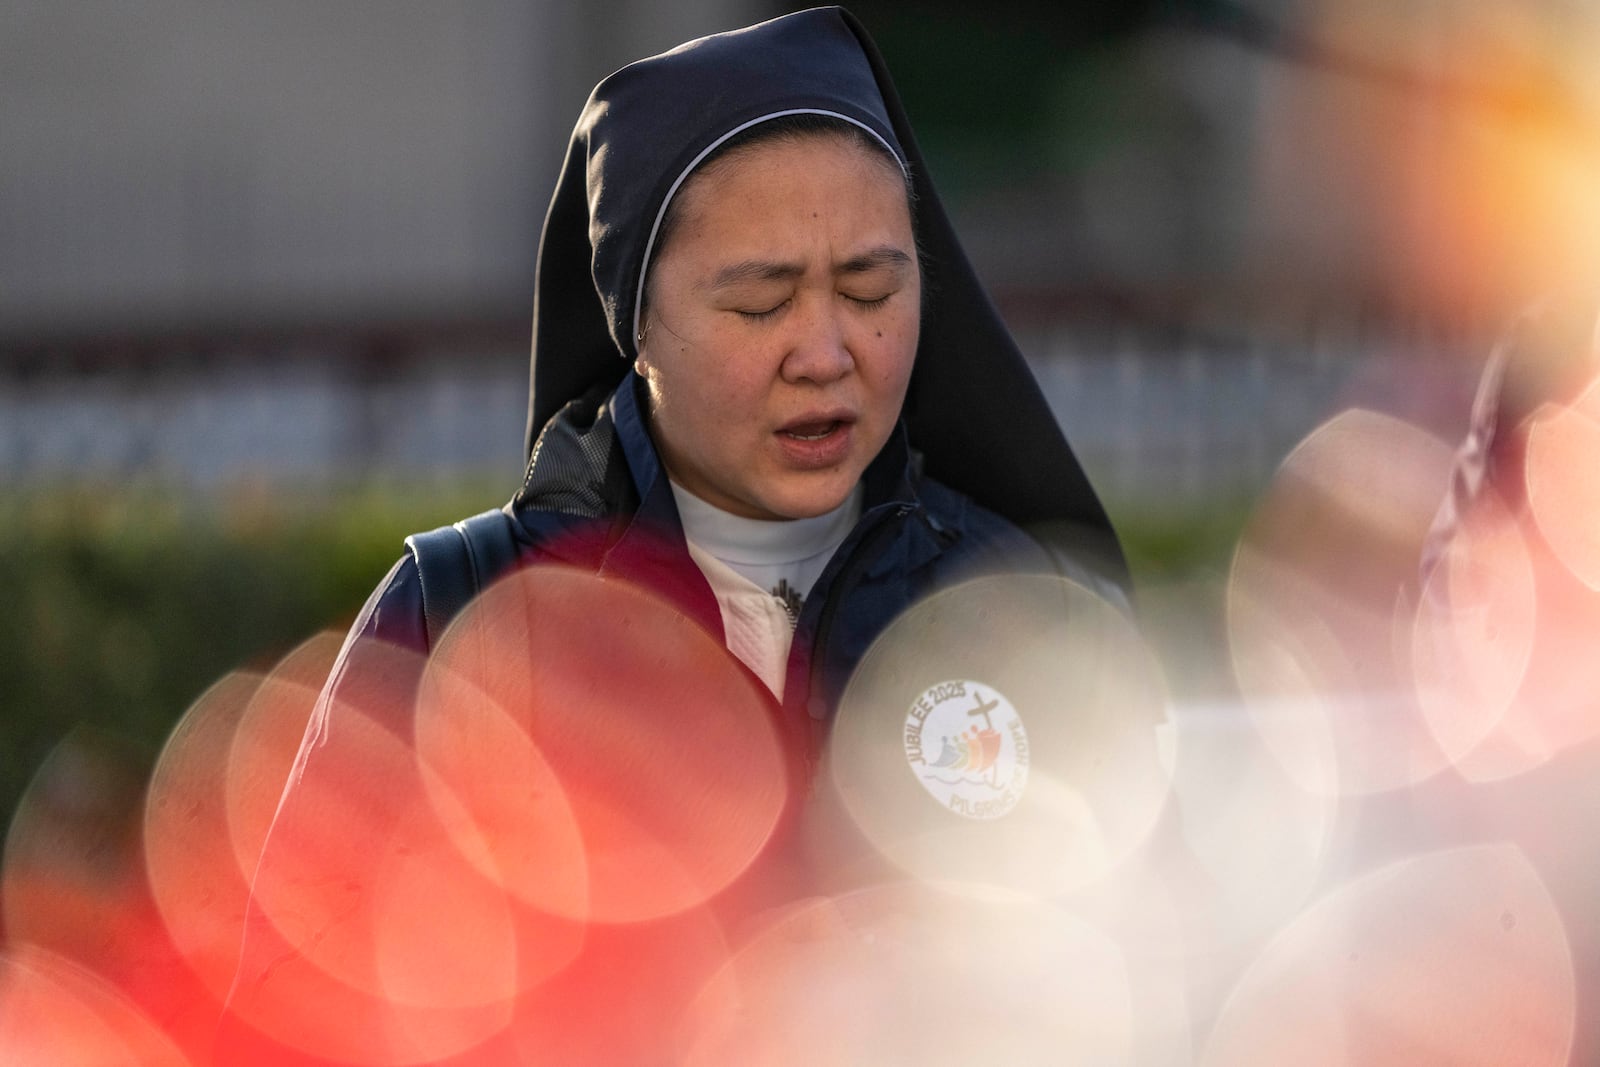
902 680 1029 820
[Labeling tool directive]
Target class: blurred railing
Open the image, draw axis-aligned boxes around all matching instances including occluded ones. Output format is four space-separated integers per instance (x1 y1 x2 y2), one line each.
0 311 1482 512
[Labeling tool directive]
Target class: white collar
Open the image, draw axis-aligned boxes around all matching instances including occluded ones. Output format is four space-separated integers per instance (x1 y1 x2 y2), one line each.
668 481 862 567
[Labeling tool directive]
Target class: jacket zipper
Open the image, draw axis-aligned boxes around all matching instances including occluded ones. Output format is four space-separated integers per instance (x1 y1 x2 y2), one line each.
798 504 914 771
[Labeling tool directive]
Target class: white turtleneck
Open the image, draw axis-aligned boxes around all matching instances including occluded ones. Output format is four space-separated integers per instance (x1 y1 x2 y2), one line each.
669 481 863 701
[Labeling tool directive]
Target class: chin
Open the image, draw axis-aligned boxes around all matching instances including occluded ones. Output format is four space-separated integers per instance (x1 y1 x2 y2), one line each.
763 481 854 521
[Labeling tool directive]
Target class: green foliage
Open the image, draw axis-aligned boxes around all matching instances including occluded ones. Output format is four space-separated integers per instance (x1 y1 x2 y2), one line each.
1115 495 1251 587
0 483 496 835
0 484 1237 837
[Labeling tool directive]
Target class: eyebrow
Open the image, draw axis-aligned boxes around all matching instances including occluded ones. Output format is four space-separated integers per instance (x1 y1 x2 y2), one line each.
838 246 913 275
705 245 913 291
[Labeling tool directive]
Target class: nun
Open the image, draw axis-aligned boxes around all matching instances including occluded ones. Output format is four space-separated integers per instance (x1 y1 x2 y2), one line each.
222 8 1132 1062
368 4 1126 710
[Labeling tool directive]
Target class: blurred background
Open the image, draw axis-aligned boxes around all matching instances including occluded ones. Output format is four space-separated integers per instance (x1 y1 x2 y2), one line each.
5 0 1600 911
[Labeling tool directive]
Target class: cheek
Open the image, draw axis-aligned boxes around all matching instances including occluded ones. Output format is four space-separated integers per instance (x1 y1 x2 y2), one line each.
641 352 694 438
698 337 774 401
656 345 763 435
870 319 919 393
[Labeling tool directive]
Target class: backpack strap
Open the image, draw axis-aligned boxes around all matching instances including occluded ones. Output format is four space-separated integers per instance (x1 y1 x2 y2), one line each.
404 507 520 649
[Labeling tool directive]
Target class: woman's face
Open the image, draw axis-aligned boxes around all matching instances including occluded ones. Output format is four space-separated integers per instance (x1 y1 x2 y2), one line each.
636 134 920 521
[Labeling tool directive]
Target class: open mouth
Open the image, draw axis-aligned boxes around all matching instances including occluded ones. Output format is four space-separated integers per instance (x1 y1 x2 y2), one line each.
781 420 844 441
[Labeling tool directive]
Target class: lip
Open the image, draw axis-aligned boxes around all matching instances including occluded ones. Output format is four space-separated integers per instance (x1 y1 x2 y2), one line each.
774 410 857 468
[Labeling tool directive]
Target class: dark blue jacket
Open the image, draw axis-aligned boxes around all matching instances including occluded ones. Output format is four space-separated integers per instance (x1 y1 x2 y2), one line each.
333 373 1110 762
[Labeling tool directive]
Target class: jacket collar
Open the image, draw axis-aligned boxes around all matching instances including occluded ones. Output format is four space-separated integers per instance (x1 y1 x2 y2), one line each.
601 373 941 629
515 371 948 627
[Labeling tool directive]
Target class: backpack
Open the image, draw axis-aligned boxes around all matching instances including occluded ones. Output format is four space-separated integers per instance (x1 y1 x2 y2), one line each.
403 507 520 649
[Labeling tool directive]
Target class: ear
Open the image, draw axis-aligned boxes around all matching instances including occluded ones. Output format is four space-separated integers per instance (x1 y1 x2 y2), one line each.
633 317 657 378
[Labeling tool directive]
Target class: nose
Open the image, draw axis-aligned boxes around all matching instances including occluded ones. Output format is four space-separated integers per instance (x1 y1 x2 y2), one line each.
779 297 853 385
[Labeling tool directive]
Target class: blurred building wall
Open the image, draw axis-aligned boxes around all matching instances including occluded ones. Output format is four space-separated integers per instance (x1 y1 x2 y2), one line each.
0 0 754 336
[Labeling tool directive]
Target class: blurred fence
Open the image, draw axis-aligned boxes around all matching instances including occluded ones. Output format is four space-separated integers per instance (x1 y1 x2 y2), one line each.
0 316 1483 514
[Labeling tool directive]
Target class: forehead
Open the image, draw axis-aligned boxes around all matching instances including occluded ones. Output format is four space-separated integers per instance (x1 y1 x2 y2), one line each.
661 134 914 256
687 130 903 199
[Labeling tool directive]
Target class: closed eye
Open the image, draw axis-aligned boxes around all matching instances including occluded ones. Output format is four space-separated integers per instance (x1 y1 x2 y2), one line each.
736 300 789 322
846 293 893 311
